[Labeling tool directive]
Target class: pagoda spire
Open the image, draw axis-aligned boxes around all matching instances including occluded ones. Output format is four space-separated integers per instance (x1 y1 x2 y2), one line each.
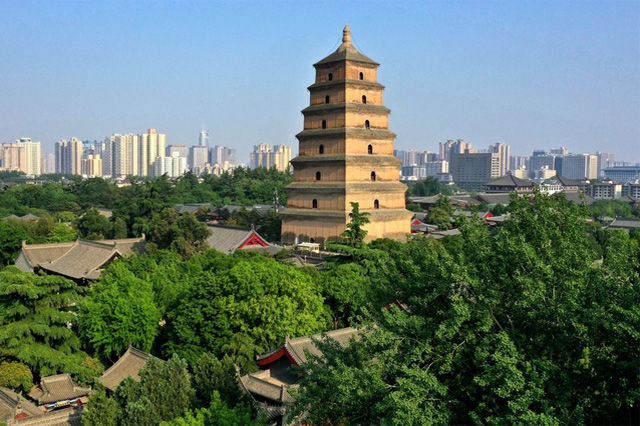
341 25 352 47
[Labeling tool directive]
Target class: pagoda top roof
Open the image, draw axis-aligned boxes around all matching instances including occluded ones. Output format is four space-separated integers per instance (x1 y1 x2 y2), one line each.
314 26 379 66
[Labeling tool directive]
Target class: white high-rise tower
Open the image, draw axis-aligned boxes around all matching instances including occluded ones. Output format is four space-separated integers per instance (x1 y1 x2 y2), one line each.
199 126 210 148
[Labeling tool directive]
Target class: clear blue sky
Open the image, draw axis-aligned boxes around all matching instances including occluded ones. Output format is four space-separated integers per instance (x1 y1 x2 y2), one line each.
1 0 638 163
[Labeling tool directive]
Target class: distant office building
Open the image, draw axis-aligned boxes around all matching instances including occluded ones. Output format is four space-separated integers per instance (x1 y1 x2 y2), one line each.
623 181 640 198
401 165 426 180
604 166 640 183
425 160 449 177
557 154 597 180
550 147 569 156
596 152 615 178
529 153 557 178
211 145 236 166
450 151 500 191
509 155 528 171
250 143 292 171
104 134 139 178
55 138 83 175
199 126 210 147
190 145 209 174
153 151 188 178
489 142 511 176
166 144 189 159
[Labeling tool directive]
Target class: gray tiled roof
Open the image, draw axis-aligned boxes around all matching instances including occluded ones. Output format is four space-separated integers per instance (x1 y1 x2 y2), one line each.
99 347 150 391
20 237 146 280
28 375 90 405
206 225 270 254
484 174 532 188
0 386 43 423
239 370 295 404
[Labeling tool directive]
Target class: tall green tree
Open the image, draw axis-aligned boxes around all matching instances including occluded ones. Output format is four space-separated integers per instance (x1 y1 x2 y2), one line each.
0 222 30 265
341 202 370 248
78 262 162 360
0 267 94 379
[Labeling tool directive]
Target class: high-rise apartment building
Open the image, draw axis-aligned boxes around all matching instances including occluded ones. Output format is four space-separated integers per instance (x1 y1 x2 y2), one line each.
0 143 26 173
439 139 473 162
139 128 166 177
529 153 557 178
55 138 83 175
166 144 189 159
44 153 56 174
281 26 411 243
250 143 292 171
153 151 188 178
82 154 103 177
489 142 511 176
557 154 598 180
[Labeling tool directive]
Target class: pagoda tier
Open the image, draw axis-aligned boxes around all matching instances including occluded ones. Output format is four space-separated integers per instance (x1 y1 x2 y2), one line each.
281 26 411 244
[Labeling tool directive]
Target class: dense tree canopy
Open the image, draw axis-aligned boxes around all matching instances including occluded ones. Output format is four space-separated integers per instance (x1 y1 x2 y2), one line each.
293 191 640 425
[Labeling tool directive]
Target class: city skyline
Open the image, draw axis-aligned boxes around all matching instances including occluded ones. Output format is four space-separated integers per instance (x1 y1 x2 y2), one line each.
1 1 638 162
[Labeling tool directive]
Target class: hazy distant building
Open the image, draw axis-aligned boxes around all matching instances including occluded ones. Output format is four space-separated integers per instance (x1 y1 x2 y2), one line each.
589 181 622 199
55 138 83 175
401 165 426 180
550 147 569 156
250 143 292 171
44 153 56 174
604 166 640 183
153 151 188 178
199 126 210 147
509 155 528 171
529 153 557 178
189 145 209 174
450 151 500 190
439 139 473 162
0 143 26 173
165 144 188 159
425 160 449 177
489 142 511 176
0 138 39 175
596 152 615 178
82 154 102 177
557 154 597 180
211 145 236 166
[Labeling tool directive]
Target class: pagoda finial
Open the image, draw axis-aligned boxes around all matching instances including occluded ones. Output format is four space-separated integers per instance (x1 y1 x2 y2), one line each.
342 25 352 46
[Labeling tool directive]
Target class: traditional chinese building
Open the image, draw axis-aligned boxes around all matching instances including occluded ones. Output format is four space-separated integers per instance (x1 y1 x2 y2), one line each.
281 26 411 244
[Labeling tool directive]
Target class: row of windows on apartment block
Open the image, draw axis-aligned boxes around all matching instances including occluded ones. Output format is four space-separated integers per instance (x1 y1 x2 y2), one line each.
317 144 374 154
321 120 372 129
310 199 380 209
314 171 377 181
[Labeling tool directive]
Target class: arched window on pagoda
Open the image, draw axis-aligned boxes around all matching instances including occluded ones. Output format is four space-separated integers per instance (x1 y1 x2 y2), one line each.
312 199 318 208
371 171 376 181
365 120 370 129
374 199 379 209
322 120 327 129
325 95 330 104
319 144 324 154
316 171 321 181
362 95 367 104
328 73 333 81
368 144 373 154
359 72 364 80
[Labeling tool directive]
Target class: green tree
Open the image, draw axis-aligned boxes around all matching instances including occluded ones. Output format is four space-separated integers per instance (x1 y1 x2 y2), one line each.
76 208 111 240
46 223 78 243
192 353 245 409
111 217 128 239
0 361 33 392
341 202 370 248
147 208 210 258
113 356 195 426
163 251 330 367
0 222 30 265
83 386 121 426
78 262 162 360
0 267 93 378
160 392 266 426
